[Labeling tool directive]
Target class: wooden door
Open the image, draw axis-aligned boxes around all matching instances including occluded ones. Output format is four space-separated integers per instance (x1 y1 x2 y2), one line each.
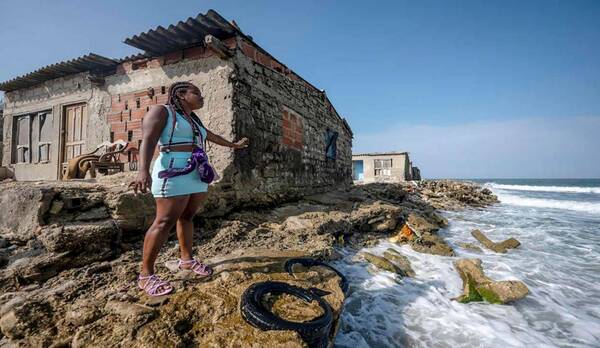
63 103 87 162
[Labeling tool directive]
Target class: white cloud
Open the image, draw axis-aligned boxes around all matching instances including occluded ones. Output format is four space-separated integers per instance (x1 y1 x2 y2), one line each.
353 116 600 178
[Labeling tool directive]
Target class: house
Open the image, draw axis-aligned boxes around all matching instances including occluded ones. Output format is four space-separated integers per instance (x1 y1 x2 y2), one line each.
0 10 353 208
352 152 419 183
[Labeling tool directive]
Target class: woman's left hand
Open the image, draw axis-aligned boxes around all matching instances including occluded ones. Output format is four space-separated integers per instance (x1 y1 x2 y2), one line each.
234 137 250 149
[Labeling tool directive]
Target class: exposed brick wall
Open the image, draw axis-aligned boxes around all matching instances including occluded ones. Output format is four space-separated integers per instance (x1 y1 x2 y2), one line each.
281 108 303 151
107 86 170 156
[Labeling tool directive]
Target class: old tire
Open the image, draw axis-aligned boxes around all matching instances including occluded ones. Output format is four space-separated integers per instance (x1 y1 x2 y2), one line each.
284 258 349 295
240 281 333 348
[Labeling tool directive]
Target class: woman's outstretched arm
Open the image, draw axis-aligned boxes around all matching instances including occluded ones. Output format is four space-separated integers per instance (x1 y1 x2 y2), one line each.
206 130 249 149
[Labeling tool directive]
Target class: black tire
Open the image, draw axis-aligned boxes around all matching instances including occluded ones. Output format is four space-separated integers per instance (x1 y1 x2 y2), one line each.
284 258 349 295
240 281 333 348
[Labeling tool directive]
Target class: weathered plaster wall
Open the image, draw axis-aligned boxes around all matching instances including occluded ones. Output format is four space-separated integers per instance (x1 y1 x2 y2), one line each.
1 73 111 180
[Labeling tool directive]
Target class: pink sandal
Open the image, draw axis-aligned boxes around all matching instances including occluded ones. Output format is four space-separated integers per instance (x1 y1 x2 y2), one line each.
178 259 213 276
138 274 173 296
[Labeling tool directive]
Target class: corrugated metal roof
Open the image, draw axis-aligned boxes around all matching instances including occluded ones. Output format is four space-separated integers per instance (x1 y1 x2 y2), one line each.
0 53 118 92
123 9 240 55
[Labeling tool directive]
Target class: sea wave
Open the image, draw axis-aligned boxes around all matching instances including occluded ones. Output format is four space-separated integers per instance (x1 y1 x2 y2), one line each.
486 183 600 194
496 193 600 214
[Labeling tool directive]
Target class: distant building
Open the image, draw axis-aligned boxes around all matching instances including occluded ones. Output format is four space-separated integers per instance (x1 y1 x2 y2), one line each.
352 152 420 183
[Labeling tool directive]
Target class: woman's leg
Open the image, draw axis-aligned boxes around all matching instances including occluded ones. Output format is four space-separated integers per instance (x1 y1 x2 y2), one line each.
141 195 190 276
176 192 208 262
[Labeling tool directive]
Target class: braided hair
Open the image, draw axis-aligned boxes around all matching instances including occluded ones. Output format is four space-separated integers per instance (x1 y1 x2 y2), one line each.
166 81 207 145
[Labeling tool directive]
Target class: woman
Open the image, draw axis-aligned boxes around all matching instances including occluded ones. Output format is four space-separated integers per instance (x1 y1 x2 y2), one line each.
129 81 249 296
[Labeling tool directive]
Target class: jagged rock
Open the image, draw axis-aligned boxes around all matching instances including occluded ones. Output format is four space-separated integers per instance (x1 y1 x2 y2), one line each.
383 249 416 277
38 221 120 254
453 259 529 304
104 191 155 233
471 229 521 253
359 252 407 276
417 180 499 210
0 299 54 339
457 242 483 253
0 186 56 243
388 214 455 257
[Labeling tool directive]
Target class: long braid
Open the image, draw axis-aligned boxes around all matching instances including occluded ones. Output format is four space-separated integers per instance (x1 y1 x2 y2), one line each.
166 81 206 147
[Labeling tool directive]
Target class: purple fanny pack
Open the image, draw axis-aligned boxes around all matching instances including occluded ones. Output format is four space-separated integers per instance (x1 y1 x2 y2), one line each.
158 147 216 183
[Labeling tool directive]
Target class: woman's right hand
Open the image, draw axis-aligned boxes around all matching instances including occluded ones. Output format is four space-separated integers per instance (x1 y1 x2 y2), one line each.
129 171 152 194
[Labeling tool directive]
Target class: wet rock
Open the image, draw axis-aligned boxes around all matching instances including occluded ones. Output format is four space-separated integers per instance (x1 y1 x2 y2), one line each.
383 249 415 277
388 215 455 257
359 252 407 276
453 259 529 304
457 242 483 253
471 229 521 253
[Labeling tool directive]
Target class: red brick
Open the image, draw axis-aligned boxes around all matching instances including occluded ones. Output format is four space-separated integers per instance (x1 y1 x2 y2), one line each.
282 136 294 147
184 46 213 60
271 60 285 73
127 119 142 130
111 94 121 103
110 102 126 113
155 94 169 105
147 57 164 68
164 50 183 65
131 109 145 119
107 112 122 123
256 52 271 66
223 37 237 49
134 90 148 98
282 116 291 129
121 109 132 120
113 132 128 142
241 40 257 60
111 122 126 133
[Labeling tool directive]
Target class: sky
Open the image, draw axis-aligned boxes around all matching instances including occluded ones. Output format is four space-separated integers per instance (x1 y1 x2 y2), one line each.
1 0 599 178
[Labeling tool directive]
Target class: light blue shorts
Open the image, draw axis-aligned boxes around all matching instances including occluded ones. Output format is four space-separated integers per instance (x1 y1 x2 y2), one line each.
151 151 209 198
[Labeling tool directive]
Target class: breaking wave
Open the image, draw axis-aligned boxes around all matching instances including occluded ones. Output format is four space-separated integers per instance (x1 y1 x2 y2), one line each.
486 183 600 194
496 192 600 214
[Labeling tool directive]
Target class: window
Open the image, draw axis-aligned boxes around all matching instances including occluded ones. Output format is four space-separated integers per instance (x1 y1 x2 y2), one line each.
12 110 53 164
325 129 338 160
14 115 31 163
374 159 392 176
37 112 53 163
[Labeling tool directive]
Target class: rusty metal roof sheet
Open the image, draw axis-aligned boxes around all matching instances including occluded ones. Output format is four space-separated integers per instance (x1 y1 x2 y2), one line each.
123 9 239 55
0 53 118 92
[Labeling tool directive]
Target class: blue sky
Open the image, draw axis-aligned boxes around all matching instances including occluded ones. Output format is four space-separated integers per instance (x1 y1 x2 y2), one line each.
1 0 599 178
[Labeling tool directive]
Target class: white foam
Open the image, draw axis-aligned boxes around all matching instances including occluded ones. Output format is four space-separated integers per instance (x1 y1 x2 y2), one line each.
487 183 600 194
496 192 600 214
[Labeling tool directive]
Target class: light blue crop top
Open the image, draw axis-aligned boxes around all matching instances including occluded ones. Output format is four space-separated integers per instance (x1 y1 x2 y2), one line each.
158 105 207 148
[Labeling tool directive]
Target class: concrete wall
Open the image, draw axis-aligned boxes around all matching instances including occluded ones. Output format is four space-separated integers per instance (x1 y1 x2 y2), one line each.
1 73 111 180
353 153 411 183
229 40 353 206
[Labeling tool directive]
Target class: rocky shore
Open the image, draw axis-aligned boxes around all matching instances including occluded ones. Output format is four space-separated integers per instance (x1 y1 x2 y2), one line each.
0 177 504 347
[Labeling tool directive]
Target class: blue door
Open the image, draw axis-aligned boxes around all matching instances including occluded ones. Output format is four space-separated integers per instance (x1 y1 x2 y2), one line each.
352 160 364 180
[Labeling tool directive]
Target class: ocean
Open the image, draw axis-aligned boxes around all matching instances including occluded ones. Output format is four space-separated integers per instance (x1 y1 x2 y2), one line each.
334 179 600 348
